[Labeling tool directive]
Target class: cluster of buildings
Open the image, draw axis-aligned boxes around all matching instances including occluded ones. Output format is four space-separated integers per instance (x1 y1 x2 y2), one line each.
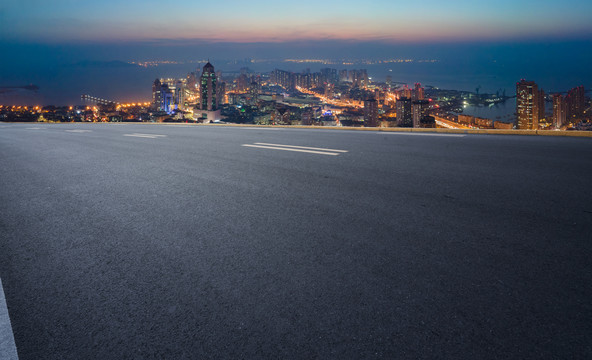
2 60 590 131
516 80 587 130
146 62 436 128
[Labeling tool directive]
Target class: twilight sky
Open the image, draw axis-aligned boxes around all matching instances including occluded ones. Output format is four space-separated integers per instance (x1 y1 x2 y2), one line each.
2 0 591 43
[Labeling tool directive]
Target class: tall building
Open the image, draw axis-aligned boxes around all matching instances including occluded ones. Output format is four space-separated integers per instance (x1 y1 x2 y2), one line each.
414 83 425 100
152 79 162 107
516 80 544 130
320 68 338 84
349 69 369 87
200 62 217 111
552 94 567 129
339 69 349 83
385 76 392 89
364 99 379 127
566 85 586 123
396 97 412 127
412 100 430 128
401 85 412 99
271 69 295 90
152 78 185 113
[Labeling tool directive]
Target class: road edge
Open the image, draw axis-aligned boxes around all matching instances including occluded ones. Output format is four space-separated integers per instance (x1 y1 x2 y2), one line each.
0 278 18 360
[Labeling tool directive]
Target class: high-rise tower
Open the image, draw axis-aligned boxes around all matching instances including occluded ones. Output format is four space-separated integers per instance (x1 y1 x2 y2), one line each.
364 99 379 127
200 62 217 111
516 80 544 130
552 94 567 129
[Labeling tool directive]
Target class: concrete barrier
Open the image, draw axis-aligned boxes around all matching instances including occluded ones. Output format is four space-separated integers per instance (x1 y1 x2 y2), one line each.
191 124 592 137
6 121 591 137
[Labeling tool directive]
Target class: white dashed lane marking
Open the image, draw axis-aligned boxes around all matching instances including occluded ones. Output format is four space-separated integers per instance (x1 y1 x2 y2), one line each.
123 133 167 139
254 142 348 153
242 143 348 156
65 130 92 133
242 127 281 130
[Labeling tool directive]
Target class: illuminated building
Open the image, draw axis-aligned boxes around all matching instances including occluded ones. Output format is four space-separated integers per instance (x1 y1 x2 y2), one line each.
295 73 311 88
364 99 379 127
386 76 392 88
339 69 349 82
516 80 544 130
320 68 338 84
349 69 368 87
248 82 259 105
412 100 430 128
236 74 249 92
271 69 295 90
200 62 217 111
414 83 424 100
217 81 226 106
152 78 186 113
566 85 586 122
396 97 412 127
553 94 567 129
401 85 412 99
152 79 162 106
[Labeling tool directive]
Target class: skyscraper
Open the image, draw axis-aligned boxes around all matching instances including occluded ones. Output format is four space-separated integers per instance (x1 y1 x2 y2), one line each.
566 85 586 123
412 100 430 128
152 78 185 113
200 62 217 111
364 99 379 127
414 83 424 100
516 80 544 130
152 79 162 108
552 94 566 129
396 97 412 127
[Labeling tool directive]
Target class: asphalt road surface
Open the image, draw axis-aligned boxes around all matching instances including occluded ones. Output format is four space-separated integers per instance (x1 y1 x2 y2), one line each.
1 123 591 359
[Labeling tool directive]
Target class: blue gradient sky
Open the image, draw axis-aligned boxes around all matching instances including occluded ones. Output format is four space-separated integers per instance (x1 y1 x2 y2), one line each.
2 0 591 43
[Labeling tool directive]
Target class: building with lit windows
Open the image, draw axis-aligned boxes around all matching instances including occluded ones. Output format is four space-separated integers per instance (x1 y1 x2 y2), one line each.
396 97 412 127
194 62 221 122
412 100 430 128
566 85 586 123
152 78 186 114
414 83 425 100
553 94 567 129
364 99 379 127
271 69 295 90
200 62 217 111
516 80 544 130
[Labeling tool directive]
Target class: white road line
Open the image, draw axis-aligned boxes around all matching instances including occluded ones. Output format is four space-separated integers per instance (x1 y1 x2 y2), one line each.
242 128 281 130
65 130 92 133
0 278 18 360
123 133 167 139
254 142 348 153
26 127 43 130
380 132 466 137
242 144 340 156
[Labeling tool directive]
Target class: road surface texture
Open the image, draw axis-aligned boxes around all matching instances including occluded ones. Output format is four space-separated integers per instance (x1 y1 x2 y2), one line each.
1 123 591 359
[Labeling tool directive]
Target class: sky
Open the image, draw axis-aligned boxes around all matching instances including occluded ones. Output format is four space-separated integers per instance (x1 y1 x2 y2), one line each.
2 0 592 43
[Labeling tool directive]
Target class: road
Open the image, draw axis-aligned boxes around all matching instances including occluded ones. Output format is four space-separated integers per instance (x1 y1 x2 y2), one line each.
1 123 591 359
